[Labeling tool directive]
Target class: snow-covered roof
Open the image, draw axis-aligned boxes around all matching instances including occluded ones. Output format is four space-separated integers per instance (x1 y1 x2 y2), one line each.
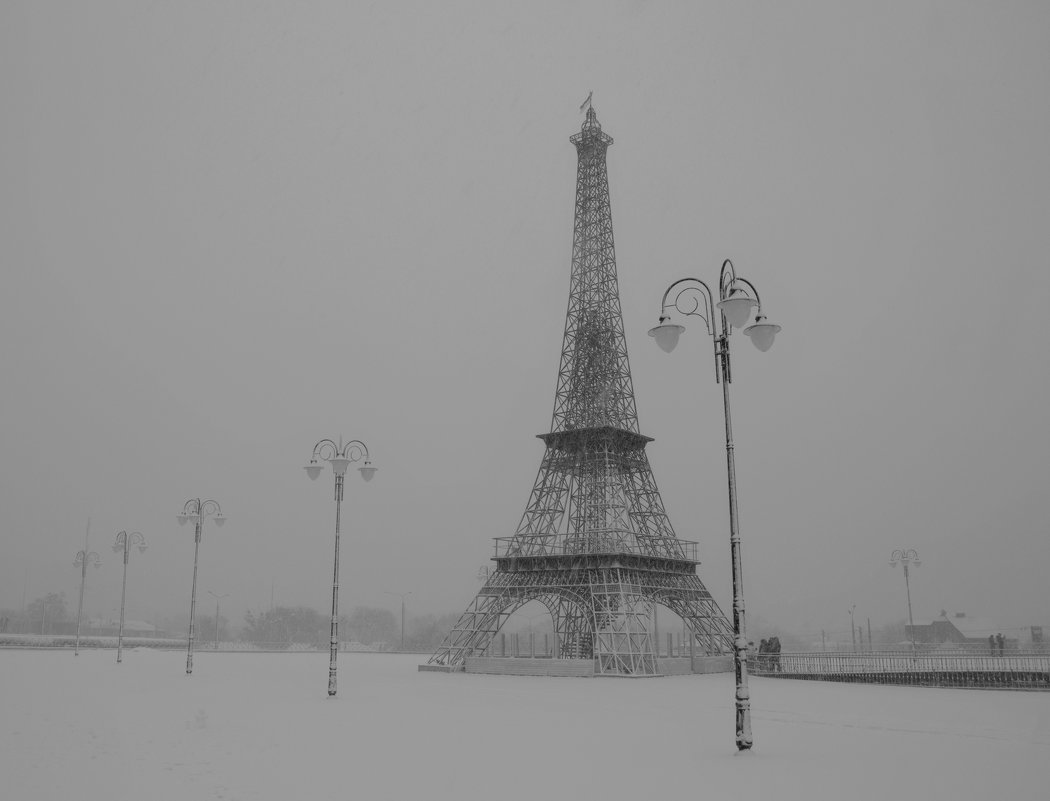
947 616 1001 638
913 613 1002 638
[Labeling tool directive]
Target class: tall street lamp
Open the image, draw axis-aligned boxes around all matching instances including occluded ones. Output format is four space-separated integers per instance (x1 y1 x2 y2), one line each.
73 549 101 655
649 258 780 753
890 549 921 653
305 437 377 697
207 590 229 651
385 591 412 651
177 498 226 674
112 531 147 663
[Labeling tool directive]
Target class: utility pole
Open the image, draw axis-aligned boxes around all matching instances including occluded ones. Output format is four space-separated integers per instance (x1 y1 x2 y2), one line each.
20 569 27 634
890 550 921 655
208 591 229 651
385 591 412 651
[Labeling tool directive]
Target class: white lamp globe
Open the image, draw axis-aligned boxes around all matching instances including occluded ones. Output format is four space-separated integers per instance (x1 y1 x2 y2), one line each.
743 315 781 352
648 320 685 353
359 460 377 482
717 289 757 329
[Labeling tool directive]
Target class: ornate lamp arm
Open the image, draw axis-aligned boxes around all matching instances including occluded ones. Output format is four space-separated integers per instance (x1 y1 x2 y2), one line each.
654 277 722 382
311 438 371 463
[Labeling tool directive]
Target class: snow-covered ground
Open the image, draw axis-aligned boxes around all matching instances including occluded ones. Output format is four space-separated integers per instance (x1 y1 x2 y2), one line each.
3 649 1047 801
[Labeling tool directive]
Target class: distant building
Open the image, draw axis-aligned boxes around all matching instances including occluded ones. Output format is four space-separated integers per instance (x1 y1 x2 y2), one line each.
906 612 1013 651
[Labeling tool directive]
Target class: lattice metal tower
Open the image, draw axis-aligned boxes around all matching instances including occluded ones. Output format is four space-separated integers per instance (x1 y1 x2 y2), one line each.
428 107 733 675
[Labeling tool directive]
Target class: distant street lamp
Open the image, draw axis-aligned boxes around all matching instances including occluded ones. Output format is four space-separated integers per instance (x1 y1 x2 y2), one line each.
890 549 921 653
649 258 780 753
207 590 229 651
112 531 147 663
385 591 412 650
73 549 102 656
178 498 226 674
305 437 377 697
848 604 857 653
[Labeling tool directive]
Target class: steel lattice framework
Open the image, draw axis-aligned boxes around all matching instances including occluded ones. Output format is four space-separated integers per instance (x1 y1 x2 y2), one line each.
428 108 732 675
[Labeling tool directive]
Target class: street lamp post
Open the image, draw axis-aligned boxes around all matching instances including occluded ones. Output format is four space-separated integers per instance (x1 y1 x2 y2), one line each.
890 549 921 653
177 499 226 674
73 549 102 656
112 531 147 663
385 591 412 651
305 437 377 697
649 258 780 753
207 590 229 651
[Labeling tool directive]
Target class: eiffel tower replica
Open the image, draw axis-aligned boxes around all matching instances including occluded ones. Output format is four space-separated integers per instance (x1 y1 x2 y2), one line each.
427 105 733 676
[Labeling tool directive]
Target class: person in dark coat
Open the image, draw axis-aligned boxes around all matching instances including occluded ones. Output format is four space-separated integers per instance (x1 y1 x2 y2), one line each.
996 632 1005 656
989 634 996 655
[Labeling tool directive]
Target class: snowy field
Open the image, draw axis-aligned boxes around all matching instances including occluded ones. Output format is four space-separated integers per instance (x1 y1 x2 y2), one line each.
3 649 1048 801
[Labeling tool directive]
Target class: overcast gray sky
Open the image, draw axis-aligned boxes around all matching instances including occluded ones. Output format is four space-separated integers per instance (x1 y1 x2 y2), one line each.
2 1 1048 644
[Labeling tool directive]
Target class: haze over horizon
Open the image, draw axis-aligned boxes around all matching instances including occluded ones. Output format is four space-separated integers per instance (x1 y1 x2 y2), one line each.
3 2 1048 646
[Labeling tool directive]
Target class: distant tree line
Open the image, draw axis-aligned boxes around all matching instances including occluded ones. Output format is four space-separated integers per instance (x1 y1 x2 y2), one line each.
0 594 476 653
0 592 71 634
238 605 456 651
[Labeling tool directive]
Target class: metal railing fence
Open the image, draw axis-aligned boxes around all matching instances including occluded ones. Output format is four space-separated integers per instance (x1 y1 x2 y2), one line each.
750 651 1050 690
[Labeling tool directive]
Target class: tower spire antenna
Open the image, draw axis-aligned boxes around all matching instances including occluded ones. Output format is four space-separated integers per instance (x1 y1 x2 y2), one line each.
579 91 594 113
426 111 732 677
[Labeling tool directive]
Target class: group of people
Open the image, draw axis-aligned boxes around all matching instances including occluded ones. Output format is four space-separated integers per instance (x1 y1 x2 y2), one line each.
988 632 1007 656
756 636 782 671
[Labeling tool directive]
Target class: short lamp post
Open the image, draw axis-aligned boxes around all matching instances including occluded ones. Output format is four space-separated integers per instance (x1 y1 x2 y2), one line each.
649 258 780 753
112 531 147 663
305 437 377 697
890 549 921 653
207 590 229 651
385 591 412 651
177 499 226 674
73 549 102 656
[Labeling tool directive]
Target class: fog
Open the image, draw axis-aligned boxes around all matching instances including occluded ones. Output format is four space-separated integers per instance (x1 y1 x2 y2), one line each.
2 2 1048 647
